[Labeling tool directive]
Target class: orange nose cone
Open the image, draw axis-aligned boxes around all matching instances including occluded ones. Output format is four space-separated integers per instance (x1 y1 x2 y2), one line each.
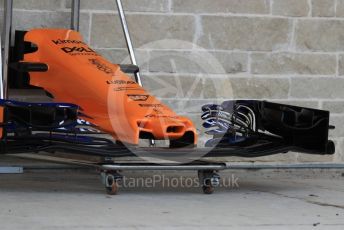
23 29 198 146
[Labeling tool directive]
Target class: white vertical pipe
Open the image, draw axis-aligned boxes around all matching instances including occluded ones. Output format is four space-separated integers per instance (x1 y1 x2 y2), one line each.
1 0 13 99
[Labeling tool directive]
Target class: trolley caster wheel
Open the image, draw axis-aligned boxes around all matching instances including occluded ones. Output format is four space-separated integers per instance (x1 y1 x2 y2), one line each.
106 184 118 195
202 185 215 194
105 176 119 195
198 170 220 195
101 171 122 195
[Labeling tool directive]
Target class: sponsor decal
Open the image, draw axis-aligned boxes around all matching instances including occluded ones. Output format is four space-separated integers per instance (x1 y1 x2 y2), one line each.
61 46 98 56
52 39 86 45
107 80 137 85
113 87 144 92
127 94 150 101
139 104 163 108
153 108 163 114
144 114 179 119
89 59 114 75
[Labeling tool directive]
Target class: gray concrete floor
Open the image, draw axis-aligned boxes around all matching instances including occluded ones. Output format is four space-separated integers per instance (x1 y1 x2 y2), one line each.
0 166 344 230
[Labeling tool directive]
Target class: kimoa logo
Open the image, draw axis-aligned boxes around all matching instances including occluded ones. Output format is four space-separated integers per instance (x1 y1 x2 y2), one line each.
52 39 86 45
61 46 96 54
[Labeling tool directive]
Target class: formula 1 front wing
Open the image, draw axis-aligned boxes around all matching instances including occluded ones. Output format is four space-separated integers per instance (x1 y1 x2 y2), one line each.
0 99 335 158
1 29 335 159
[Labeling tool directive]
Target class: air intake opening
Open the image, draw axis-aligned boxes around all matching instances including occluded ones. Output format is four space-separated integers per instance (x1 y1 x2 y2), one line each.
166 126 184 134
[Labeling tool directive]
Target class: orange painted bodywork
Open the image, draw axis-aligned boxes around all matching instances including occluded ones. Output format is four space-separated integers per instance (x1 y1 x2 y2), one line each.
23 29 197 145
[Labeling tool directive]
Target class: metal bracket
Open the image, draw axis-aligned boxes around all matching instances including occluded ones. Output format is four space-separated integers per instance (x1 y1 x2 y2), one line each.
0 166 23 174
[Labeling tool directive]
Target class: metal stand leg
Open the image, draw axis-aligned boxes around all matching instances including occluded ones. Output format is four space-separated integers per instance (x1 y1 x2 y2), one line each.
0 31 4 100
71 0 81 31
1 0 13 100
0 0 23 174
115 0 142 86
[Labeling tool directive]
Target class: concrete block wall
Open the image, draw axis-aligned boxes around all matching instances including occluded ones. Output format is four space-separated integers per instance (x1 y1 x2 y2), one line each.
1 0 344 162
